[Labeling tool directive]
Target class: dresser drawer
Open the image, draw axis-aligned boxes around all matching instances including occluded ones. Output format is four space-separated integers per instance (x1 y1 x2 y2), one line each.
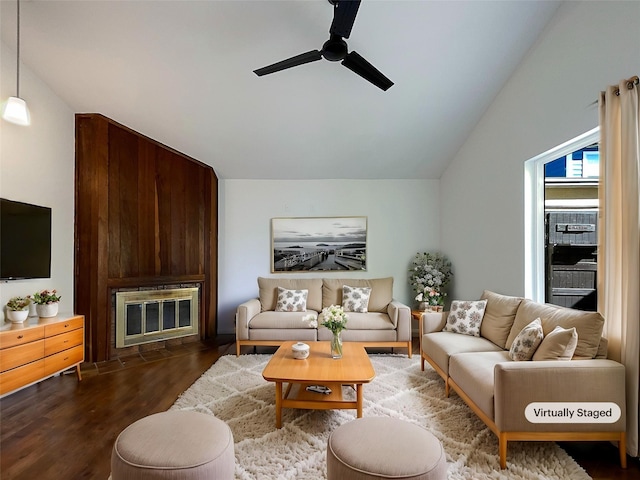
0 327 45 349
44 316 83 337
45 329 84 357
0 340 45 373
0 359 45 395
44 345 84 376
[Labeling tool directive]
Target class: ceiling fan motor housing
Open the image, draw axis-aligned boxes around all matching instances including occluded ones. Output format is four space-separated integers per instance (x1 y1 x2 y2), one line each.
322 35 348 61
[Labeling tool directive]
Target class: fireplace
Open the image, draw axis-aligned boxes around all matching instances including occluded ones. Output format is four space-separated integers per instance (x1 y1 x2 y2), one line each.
115 287 199 348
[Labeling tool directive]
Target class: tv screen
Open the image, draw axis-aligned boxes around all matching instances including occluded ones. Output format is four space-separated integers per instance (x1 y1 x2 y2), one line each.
0 198 52 280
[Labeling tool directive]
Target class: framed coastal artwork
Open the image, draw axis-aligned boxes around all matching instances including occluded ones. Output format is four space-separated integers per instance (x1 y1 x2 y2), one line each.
271 216 367 273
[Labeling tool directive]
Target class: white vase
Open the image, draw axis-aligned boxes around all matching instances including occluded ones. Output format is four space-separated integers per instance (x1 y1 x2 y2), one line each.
6 309 29 323
36 303 59 318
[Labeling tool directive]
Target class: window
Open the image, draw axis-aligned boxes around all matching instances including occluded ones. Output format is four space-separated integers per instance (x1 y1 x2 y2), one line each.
524 128 599 306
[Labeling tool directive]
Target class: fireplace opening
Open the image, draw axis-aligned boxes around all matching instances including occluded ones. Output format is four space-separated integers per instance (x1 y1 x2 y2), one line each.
115 288 199 348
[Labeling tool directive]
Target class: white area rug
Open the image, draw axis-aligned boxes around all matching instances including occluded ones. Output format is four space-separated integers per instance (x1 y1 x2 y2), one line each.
171 354 590 480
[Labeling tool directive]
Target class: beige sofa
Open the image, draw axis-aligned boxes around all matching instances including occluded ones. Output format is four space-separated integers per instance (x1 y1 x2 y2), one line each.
420 290 627 469
236 277 412 357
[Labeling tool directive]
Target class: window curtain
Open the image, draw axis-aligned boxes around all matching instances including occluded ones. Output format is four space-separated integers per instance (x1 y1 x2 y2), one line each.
598 76 640 457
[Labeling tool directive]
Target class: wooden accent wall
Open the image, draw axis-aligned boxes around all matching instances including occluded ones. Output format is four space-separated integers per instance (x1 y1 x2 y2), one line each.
74 114 218 362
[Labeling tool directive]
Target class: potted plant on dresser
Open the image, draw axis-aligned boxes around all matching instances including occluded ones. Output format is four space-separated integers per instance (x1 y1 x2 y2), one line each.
5 296 30 323
30 289 61 318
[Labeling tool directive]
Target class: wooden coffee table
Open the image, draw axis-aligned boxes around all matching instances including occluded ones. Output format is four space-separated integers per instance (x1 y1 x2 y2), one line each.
262 341 376 428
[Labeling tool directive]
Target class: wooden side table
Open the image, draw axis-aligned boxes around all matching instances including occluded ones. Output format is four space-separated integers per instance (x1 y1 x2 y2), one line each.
412 308 445 371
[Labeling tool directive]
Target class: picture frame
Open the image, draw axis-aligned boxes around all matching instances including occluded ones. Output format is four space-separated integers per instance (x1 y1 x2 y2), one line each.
271 216 367 273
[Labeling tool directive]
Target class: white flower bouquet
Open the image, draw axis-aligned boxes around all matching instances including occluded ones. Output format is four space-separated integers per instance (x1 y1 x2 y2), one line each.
409 252 452 306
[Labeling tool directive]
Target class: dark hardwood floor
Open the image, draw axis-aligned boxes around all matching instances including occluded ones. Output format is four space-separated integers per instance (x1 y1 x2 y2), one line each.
0 337 638 479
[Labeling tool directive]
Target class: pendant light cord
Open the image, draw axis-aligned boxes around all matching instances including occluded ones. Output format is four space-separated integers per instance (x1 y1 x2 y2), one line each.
16 0 21 98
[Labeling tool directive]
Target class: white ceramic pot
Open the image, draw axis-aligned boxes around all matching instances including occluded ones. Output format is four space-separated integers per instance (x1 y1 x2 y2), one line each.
292 342 310 360
6 309 29 323
36 303 59 318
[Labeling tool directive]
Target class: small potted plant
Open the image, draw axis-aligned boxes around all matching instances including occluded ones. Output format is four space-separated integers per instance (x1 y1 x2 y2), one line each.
30 289 61 318
6 296 30 323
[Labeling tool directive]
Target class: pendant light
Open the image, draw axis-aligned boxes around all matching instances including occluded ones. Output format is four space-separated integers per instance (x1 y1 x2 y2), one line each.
2 0 30 126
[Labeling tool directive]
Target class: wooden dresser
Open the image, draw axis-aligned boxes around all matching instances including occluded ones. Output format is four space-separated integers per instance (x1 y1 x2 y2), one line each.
0 313 84 397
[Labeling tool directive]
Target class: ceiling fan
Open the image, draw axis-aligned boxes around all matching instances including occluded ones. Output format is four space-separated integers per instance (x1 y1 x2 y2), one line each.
253 0 393 91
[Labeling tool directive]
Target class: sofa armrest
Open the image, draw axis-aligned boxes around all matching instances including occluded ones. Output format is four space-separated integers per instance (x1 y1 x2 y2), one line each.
421 311 448 334
235 298 261 341
494 359 626 432
388 300 411 341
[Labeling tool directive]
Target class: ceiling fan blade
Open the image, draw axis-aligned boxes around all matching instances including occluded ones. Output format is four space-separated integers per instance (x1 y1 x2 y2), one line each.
342 51 394 91
254 50 323 76
330 0 361 39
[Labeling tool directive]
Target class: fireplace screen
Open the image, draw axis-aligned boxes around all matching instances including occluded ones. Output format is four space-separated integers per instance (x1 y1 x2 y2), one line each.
116 288 199 348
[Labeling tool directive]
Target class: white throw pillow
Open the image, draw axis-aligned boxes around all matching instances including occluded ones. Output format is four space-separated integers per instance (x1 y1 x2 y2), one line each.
509 318 544 361
275 287 308 312
532 325 578 361
342 285 372 313
443 300 487 337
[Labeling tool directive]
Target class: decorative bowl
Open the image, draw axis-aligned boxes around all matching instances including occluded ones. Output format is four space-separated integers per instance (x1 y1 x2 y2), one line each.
292 342 310 359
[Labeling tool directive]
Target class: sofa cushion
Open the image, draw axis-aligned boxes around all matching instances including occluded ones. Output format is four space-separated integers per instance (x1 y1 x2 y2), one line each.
249 311 318 329
322 278 393 313
506 299 604 358
318 328 397 342
342 285 371 313
449 351 511 421
442 300 487 337
480 290 523 348
258 277 322 312
508 318 544 361
275 287 308 312
532 325 578 361
334 312 394 330
422 332 502 375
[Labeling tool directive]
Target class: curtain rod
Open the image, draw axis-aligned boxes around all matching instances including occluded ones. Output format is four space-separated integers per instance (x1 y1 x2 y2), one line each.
590 75 639 106
614 75 639 96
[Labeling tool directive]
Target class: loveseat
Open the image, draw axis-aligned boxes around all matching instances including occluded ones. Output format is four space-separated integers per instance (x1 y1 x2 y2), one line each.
420 290 627 469
236 277 412 357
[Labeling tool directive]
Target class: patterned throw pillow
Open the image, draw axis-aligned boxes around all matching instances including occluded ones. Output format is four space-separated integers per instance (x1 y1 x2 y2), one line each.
443 300 487 337
342 285 372 313
509 318 544 361
275 287 308 312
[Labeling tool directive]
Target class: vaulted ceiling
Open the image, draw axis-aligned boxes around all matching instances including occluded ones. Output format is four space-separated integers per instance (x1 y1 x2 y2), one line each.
1 0 561 179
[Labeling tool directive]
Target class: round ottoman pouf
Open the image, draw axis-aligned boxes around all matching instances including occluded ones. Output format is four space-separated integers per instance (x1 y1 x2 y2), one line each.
327 417 447 480
111 411 234 480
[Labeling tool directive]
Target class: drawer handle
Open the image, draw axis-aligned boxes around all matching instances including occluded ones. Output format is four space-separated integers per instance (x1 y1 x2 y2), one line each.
64 324 70 328
64 340 69 344
64 357 69 361
17 335 24 339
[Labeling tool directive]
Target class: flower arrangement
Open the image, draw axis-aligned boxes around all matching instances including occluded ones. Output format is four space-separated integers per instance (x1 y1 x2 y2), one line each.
302 313 318 328
417 289 446 307
319 305 348 334
30 289 61 305
409 252 452 307
6 296 30 311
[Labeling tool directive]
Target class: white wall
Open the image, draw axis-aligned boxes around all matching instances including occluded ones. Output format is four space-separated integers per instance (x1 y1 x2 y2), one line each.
440 1 640 300
0 41 75 321
218 179 440 334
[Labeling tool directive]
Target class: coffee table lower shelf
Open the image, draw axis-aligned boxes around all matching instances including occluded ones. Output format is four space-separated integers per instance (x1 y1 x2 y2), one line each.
275 382 362 428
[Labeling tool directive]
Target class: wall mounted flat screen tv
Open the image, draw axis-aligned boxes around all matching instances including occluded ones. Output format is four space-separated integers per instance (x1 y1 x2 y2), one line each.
0 198 52 280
